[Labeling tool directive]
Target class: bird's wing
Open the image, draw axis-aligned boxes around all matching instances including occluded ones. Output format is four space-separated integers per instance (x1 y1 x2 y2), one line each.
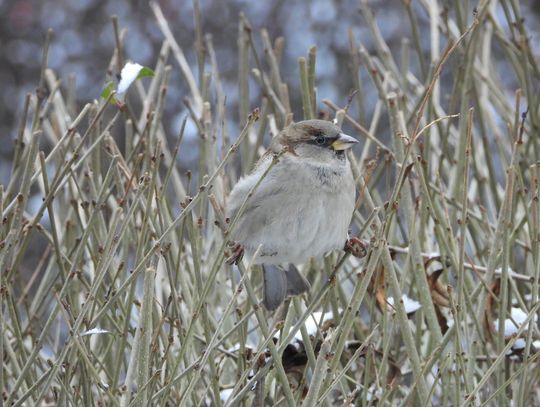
227 156 289 242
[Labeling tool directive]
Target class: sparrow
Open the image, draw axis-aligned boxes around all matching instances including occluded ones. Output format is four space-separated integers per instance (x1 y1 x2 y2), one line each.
226 119 364 310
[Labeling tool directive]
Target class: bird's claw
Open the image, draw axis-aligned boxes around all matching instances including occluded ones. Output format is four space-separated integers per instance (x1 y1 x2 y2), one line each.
345 237 368 258
226 242 244 265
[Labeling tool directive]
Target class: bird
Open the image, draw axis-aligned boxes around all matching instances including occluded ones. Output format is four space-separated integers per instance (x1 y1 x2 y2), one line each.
226 119 364 310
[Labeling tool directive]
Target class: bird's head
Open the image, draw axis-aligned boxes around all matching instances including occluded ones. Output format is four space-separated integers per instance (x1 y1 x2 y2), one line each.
271 119 358 163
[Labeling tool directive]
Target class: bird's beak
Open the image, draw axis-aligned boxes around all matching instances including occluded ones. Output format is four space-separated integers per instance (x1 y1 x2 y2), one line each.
331 133 358 150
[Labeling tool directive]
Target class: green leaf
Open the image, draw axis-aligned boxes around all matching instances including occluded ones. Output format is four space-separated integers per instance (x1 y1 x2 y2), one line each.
137 67 155 79
100 81 118 105
101 81 115 99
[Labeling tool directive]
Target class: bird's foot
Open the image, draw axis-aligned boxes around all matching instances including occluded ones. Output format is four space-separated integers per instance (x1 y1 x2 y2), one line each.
345 237 368 258
226 241 244 265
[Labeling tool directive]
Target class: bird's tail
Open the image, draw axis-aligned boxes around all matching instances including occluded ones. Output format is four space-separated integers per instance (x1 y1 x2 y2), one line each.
263 264 310 310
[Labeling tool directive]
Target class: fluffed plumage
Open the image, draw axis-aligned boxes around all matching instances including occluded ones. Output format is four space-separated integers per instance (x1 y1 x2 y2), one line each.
227 119 358 310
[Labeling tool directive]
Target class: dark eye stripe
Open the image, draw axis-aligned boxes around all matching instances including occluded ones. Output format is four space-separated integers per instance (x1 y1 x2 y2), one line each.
309 133 336 148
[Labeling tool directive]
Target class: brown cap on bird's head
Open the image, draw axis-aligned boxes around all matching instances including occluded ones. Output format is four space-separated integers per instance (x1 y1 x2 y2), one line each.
270 119 357 154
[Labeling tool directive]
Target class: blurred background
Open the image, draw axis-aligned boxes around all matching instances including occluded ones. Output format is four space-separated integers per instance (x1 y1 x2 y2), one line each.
1 0 539 184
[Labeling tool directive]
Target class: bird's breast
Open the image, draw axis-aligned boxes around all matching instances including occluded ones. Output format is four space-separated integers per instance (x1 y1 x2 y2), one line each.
245 159 355 265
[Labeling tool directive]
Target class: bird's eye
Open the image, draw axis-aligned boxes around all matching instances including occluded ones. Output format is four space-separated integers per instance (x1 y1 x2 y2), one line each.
315 135 326 145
